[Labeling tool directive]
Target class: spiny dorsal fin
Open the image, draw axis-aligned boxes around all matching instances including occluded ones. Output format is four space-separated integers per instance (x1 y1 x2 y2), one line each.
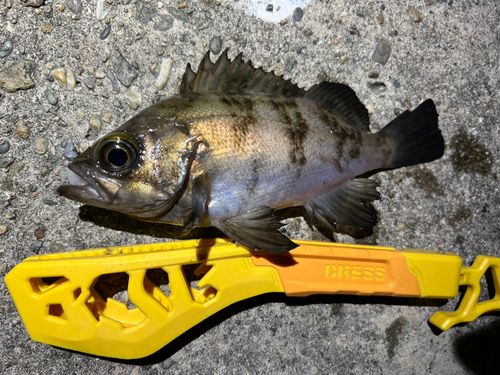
305 82 370 132
179 49 305 97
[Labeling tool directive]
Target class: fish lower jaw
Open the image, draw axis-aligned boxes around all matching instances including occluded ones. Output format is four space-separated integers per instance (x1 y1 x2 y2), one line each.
57 183 102 203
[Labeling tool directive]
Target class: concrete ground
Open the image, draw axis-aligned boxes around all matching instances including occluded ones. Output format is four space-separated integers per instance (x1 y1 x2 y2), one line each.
0 0 499 374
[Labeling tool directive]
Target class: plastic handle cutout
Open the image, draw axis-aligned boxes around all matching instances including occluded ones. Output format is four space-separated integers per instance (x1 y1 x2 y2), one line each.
429 255 500 331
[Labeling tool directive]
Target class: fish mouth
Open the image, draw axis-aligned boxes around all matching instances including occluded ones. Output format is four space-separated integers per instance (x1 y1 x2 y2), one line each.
57 164 115 204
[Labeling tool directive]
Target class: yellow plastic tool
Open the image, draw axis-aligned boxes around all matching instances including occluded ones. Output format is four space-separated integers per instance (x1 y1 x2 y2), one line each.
5 238 500 359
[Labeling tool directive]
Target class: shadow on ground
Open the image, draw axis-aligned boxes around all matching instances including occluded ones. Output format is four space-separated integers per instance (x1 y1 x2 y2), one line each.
50 293 447 365
78 205 223 239
78 204 374 242
453 319 500 375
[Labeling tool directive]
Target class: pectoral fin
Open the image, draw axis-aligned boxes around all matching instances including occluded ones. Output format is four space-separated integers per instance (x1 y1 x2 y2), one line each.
305 179 380 231
215 206 298 253
179 175 209 237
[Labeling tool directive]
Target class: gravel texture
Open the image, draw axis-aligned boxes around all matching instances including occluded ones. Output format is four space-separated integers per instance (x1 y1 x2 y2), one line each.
0 1 499 374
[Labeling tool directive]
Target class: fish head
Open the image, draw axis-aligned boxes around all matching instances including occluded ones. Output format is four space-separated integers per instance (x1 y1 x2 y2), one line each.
58 113 197 220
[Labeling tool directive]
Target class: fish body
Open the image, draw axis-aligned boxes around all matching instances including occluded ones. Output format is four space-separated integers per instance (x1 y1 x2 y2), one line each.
59 51 444 253
181 93 388 218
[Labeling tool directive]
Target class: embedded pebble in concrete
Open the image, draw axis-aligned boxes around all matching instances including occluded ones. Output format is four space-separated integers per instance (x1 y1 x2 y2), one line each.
0 156 14 168
65 0 82 15
83 77 95 89
106 68 120 93
25 0 45 7
44 88 58 105
124 86 142 108
16 121 29 139
0 60 36 92
369 82 387 93
43 6 53 17
57 118 68 127
150 63 161 79
66 69 76 89
209 36 222 55
96 0 110 20
154 15 174 32
31 240 43 253
33 138 48 155
34 227 44 240
155 58 172 90
95 68 106 79
372 38 392 65
409 6 422 22
64 141 79 160
0 38 14 59
166 7 190 23
100 25 111 40
102 112 112 123
0 140 10 154
52 68 67 86
162 358 174 370
41 24 52 33
293 7 304 22
0 226 6 235
89 114 102 136
111 52 138 87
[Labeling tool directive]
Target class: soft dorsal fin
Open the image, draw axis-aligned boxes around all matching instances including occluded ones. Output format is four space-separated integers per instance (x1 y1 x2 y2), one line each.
305 82 370 132
180 49 305 97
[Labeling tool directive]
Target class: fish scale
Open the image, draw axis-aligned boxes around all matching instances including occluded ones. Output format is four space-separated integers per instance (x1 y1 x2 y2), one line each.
58 50 444 253
188 94 387 209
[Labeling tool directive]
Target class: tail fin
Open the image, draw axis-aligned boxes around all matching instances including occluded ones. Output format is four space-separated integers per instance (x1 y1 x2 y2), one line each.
380 99 444 169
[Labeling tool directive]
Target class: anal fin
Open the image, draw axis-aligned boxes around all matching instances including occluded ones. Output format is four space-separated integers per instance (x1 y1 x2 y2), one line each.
305 179 380 231
215 206 298 253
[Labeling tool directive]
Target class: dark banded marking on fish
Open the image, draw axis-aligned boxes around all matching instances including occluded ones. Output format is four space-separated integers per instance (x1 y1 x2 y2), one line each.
230 117 257 150
286 116 309 167
269 100 292 124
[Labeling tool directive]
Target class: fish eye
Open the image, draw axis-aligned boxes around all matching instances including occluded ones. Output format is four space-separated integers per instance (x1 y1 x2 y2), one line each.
97 135 139 173
107 147 129 167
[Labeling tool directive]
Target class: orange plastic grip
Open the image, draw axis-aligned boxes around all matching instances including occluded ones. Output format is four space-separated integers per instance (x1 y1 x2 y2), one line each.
253 241 421 297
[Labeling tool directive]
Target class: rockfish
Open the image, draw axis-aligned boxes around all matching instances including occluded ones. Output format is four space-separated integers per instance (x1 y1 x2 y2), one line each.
58 50 444 253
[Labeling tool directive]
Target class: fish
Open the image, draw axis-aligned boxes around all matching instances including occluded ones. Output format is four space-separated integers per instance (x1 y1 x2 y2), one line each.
58 50 445 253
